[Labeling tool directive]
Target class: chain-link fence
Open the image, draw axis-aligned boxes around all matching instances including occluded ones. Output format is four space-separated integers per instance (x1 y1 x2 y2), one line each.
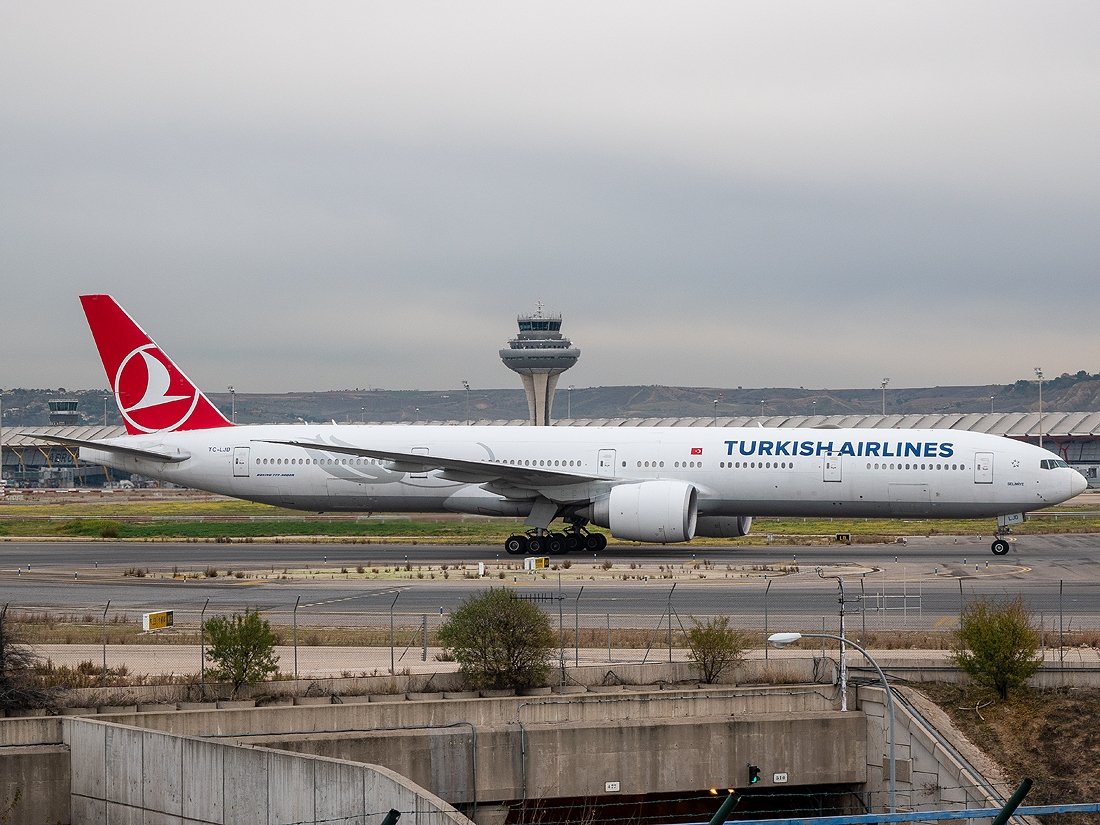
5 576 1100 689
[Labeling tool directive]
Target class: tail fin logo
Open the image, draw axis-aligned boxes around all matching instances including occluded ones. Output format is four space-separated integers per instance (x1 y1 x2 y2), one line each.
115 344 201 433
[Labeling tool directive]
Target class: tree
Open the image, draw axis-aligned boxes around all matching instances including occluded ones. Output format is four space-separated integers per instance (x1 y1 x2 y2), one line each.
203 608 280 695
952 595 1042 701
438 589 556 690
686 615 749 684
0 605 54 713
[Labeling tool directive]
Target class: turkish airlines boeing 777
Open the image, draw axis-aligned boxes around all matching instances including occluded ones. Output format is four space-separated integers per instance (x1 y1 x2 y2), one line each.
45 295 1086 556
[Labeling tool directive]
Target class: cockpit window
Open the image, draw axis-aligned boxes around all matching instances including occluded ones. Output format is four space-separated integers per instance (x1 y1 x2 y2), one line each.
1040 459 1070 470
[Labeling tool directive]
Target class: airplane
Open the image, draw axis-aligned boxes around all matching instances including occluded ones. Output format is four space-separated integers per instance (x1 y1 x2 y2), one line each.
40 294 1087 556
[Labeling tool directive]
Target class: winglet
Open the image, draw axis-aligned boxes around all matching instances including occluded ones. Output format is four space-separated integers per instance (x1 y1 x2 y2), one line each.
80 294 233 434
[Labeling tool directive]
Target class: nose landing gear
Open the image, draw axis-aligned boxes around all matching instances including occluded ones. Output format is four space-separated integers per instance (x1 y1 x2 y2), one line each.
991 513 1025 555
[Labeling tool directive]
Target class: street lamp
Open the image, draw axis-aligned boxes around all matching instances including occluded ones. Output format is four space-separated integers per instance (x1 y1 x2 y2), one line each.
567 385 574 419
990 395 995 414
102 396 108 426
880 378 890 416
462 380 470 425
1034 367 1044 449
713 399 718 426
228 385 236 423
759 399 766 418
811 399 817 418
768 631 896 813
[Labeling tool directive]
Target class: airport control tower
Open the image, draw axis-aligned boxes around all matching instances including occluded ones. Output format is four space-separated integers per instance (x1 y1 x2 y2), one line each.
499 305 580 425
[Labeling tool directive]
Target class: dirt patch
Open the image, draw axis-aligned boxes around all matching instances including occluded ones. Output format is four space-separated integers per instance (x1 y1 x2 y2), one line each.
918 683 1100 824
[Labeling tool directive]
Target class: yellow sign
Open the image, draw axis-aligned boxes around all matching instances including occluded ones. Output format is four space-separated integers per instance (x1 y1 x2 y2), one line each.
143 610 174 632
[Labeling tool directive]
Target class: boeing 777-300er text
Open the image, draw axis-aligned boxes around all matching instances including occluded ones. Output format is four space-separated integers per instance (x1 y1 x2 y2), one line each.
42 295 1087 556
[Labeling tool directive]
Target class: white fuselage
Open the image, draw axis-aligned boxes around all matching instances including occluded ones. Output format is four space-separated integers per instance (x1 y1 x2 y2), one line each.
82 425 1083 520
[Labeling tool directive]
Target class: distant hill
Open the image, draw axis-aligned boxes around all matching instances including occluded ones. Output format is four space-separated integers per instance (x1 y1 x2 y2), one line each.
5 373 1100 426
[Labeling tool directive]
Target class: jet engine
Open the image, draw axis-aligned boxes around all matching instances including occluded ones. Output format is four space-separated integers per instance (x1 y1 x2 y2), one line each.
694 516 754 538
590 480 698 543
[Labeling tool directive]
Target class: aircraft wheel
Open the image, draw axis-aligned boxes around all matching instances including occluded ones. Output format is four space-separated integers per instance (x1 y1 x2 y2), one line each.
505 535 527 555
991 539 1010 556
585 533 607 552
546 534 565 555
527 535 545 555
563 533 582 553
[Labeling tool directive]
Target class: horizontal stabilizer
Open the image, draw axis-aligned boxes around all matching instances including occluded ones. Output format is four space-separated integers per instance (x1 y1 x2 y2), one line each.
29 434 191 463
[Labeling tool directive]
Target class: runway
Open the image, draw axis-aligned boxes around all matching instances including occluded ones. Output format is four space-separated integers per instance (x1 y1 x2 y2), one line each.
2 535 1098 629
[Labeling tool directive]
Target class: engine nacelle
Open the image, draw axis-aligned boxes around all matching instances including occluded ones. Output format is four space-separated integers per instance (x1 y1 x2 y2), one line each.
591 480 698 543
694 516 754 538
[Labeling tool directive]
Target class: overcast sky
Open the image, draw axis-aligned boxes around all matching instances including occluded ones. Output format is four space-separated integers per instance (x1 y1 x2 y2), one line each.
2 2 1098 394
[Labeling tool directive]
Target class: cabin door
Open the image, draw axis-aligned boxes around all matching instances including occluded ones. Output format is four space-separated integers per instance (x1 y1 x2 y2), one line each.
974 452 994 484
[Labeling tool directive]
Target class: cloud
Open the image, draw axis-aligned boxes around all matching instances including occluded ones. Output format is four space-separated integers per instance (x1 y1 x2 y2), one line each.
2 1 1098 392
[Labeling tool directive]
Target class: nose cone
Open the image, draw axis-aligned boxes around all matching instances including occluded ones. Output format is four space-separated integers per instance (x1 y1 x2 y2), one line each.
1070 469 1088 498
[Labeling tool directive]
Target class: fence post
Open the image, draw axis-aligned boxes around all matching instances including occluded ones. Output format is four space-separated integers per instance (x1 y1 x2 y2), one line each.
101 600 111 688
667 583 676 663
292 595 301 680
389 592 400 674
763 579 771 661
200 598 210 687
574 586 584 667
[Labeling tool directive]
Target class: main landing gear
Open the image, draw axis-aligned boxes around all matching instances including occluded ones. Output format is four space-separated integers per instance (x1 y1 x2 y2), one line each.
504 521 607 555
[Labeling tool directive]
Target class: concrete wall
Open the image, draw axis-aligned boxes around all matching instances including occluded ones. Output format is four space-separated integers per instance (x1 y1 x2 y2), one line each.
0 718 68 825
76 685 840 741
260 711 867 804
62 717 474 825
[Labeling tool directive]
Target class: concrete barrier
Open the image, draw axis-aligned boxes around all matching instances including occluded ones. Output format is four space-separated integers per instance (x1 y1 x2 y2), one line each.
62 716 473 825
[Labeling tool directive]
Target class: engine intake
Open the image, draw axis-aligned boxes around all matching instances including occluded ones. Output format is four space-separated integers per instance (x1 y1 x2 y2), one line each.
592 480 698 543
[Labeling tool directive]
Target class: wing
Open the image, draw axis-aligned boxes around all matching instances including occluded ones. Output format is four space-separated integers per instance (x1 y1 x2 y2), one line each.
28 434 191 463
254 438 607 494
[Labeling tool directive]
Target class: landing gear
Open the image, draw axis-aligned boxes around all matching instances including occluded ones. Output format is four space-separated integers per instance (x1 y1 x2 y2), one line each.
501 520 606 555
991 513 1024 555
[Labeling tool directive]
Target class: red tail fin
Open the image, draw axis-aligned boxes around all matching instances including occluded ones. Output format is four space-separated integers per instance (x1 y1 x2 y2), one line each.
80 294 234 434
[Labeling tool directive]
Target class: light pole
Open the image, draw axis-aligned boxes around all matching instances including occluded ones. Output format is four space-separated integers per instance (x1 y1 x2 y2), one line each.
713 399 718 426
462 380 470 425
567 385 574 419
768 631 895 813
414 407 420 423
102 396 108 426
228 385 236 423
990 395 995 414
880 378 890 416
1034 367 1044 448
811 399 816 418
759 399 766 418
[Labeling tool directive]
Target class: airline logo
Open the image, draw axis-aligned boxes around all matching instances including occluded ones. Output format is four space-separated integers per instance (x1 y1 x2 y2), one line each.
114 344 200 433
690 447 703 455
725 439 955 459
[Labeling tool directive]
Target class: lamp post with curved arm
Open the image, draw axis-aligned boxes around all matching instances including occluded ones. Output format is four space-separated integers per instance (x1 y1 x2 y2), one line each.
768 631 895 813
